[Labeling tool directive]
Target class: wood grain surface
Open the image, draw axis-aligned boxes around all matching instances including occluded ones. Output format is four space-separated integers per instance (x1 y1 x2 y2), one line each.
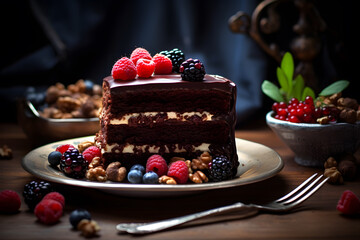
0 121 359 240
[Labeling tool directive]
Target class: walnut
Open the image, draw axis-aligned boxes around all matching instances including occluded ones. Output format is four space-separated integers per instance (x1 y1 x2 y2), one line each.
159 175 177 184
81 98 96 118
337 97 359 110
0 145 12 159
86 166 107 182
329 92 342 104
324 167 343 184
339 108 357 123
75 79 86 93
106 162 126 182
338 160 357 180
189 171 208 184
324 157 337 169
78 141 95 153
77 219 100 238
191 158 208 170
199 152 212 165
89 157 102 169
316 116 330 125
56 96 81 113
184 160 193 174
170 156 185 164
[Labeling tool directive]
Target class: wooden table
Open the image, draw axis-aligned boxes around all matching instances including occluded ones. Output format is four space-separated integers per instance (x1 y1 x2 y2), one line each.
1 121 359 239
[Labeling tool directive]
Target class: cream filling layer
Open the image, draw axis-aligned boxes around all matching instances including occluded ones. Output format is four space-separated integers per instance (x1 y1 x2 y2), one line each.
102 143 210 154
109 111 213 125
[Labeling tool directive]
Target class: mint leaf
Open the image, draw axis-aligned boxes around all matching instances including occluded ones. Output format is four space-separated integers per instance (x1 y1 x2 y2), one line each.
319 80 350 96
277 67 289 92
301 86 315 101
261 80 285 102
292 74 304 100
281 52 294 92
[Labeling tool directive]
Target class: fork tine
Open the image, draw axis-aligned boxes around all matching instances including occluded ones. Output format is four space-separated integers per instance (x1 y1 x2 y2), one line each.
281 174 324 204
286 176 329 207
276 173 318 202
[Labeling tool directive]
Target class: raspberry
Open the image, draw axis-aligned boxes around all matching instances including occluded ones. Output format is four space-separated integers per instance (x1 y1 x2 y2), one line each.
337 190 360 215
55 144 75 154
82 146 101 164
43 192 65 207
112 57 137 81
152 54 173 74
136 59 155 78
146 154 168 177
179 58 206 82
130 47 152 65
167 160 189 184
34 199 63 225
0 190 21 213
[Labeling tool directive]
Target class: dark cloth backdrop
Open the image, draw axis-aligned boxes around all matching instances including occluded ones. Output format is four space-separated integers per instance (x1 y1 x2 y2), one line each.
0 0 357 124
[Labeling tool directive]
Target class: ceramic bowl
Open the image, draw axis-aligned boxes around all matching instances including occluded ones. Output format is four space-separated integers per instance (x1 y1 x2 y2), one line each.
17 100 100 146
266 111 360 167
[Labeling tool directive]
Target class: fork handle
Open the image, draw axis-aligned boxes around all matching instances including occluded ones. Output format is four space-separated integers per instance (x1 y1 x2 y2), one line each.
117 202 259 234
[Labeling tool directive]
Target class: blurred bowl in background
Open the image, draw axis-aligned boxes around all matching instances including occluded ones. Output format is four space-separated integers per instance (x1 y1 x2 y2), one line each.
17 100 100 146
266 111 360 167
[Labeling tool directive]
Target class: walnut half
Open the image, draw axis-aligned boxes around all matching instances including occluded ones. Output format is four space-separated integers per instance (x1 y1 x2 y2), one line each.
106 162 127 182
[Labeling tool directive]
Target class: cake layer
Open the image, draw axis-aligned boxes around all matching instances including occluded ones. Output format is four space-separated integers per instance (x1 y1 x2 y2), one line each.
102 74 236 118
103 120 229 144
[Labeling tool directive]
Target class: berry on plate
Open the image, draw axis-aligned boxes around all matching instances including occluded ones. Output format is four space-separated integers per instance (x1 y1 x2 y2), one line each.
48 151 62 166
208 155 233 182
55 144 75 154
60 148 88 179
130 47 152 65
82 146 101 163
112 57 137 81
127 169 143 184
142 171 159 184
146 154 168 177
0 190 21 213
167 160 189 184
153 54 173 75
130 164 145 174
34 199 63 225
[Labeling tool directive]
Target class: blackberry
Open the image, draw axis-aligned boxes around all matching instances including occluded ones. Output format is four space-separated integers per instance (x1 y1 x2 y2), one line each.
60 148 88 179
179 58 205 82
23 180 53 211
159 48 185 73
208 156 233 182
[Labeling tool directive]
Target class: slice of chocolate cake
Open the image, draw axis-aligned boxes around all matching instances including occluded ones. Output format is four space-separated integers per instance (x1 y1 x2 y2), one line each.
96 74 238 177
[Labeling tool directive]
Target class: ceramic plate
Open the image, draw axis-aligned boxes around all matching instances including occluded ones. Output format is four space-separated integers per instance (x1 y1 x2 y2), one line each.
22 137 283 197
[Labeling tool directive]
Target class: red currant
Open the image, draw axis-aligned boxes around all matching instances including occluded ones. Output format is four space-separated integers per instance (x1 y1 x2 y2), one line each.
289 115 300 123
277 108 288 117
304 96 314 105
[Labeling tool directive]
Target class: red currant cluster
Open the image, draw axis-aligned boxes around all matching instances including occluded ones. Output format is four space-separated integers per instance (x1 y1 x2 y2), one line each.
272 96 340 123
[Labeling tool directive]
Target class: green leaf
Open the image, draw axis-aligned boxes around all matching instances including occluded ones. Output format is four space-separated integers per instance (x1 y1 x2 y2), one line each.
261 80 285 102
318 80 350 96
277 67 289 93
281 52 294 91
301 87 315 101
292 74 304 100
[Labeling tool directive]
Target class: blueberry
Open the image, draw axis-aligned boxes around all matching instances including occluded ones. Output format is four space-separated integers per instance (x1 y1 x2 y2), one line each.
69 209 91 228
84 79 94 94
48 151 62 166
130 164 145 174
127 170 143 183
142 171 159 184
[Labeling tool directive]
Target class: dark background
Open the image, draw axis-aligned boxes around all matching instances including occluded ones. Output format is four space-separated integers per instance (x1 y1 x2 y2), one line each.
0 0 358 125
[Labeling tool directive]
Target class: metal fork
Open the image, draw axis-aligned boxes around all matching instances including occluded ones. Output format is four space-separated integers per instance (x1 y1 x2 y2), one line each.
116 173 328 234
